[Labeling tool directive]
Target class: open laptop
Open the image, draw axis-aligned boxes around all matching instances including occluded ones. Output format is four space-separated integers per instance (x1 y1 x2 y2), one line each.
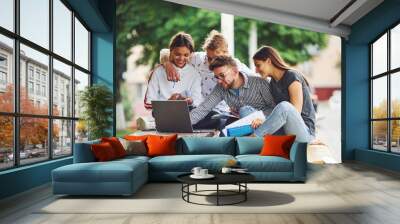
151 100 213 133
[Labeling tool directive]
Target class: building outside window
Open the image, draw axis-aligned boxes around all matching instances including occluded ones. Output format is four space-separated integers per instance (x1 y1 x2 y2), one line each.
0 0 91 170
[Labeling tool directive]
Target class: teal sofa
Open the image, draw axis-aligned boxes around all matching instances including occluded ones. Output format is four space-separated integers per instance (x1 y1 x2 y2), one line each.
52 137 307 196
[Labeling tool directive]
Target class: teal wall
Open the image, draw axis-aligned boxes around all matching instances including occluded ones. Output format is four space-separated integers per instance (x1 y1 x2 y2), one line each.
0 0 115 200
343 0 400 171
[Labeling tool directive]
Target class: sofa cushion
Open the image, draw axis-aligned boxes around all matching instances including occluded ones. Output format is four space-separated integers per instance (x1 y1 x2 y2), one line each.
179 137 235 155
52 158 147 183
235 137 263 155
260 135 296 159
91 142 118 161
236 155 293 172
148 154 235 172
101 137 127 158
147 134 177 157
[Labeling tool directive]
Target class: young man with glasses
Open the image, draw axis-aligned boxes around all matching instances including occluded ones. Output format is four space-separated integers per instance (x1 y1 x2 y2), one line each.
190 55 275 129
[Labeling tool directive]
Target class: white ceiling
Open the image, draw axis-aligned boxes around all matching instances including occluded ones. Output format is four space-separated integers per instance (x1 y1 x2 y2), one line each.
164 0 384 38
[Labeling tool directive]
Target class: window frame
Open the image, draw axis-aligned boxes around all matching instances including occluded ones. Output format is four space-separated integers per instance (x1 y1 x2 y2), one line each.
370 21 400 154
0 0 92 171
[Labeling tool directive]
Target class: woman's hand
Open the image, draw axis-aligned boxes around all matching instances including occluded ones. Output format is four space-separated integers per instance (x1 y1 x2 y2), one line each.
185 97 193 105
168 93 182 100
165 61 180 81
251 118 263 129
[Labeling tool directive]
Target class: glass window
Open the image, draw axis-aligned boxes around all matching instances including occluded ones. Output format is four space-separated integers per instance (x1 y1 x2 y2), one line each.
391 72 400 118
391 120 400 153
372 121 388 151
372 77 387 119
74 69 89 118
28 81 34 94
28 67 34 80
53 59 72 117
371 25 400 154
0 0 92 170
372 34 387 76
0 0 14 32
0 34 13 113
19 117 49 165
20 0 49 49
74 18 89 70
53 0 72 60
53 119 72 158
391 24 400 70
20 44 49 115
0 116 13 170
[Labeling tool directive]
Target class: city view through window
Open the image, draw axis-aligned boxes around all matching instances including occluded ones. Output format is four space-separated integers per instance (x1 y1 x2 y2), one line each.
371 23 400 153
0 0 91 170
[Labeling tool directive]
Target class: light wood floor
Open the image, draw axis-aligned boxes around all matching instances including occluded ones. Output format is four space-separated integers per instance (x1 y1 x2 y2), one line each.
1 162 400 224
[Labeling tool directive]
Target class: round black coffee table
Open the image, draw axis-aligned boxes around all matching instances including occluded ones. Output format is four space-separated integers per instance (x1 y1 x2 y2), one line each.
177 173 255 206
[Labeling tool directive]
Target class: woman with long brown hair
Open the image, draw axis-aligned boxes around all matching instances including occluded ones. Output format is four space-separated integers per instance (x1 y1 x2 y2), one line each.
250 46 315 142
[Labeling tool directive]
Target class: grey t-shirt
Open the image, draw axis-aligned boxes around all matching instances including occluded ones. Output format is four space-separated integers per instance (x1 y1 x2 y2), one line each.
270 70 316 136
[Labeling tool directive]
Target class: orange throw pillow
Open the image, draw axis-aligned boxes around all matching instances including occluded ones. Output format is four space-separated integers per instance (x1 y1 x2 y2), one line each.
124 135 151 141
91 142 117 161
259 135 296 159
146 134 178 157
101 137 126 158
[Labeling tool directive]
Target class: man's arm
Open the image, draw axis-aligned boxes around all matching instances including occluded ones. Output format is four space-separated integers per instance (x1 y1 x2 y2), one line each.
259 79 276 116
190 86 224 125
189 72 204 107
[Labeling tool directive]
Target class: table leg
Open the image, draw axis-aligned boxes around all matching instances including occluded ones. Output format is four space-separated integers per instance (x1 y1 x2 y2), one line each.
245 183 247 201
195 184 197 192
217 184 219 206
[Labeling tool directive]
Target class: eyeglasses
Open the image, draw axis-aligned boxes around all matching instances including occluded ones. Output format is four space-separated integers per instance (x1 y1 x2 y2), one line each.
214 72 226 81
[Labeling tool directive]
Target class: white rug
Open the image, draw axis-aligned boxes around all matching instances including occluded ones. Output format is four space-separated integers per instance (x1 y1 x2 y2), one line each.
38 183 361 214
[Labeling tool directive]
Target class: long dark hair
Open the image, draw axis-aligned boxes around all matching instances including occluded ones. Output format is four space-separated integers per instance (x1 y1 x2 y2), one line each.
253 46 310 87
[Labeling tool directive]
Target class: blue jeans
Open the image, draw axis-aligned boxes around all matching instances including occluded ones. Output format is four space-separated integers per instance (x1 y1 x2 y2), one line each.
239 102 312 143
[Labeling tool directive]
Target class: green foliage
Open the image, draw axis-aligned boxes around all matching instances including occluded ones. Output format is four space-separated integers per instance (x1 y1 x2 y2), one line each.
120 82 133 119
79 84 113 140
116 0 328 73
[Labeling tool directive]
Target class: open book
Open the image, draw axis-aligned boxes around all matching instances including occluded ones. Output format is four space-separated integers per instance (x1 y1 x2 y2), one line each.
222 110 265 136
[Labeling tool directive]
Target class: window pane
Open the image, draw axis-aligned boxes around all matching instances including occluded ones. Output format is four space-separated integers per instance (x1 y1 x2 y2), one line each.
75 18 89 70
391 120 400 153
0 34 14 112
20 44 49 115
391 72 400 118
391 24 400 70
0 0 14 31
372 33 387 76
372 121 388 151
75 120 88 143
0 116 13 170
53 119 72 158
53 0 72 60
74 69 89 118
53 59 72 117
372 77 387 119
20 117 49 165
20 0 49 49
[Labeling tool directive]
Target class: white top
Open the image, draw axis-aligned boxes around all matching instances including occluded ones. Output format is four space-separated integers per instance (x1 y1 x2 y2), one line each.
190 52 256 113
145 64 203 107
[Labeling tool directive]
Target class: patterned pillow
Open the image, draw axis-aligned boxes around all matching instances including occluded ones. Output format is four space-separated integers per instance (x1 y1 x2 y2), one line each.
120 139 147 156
